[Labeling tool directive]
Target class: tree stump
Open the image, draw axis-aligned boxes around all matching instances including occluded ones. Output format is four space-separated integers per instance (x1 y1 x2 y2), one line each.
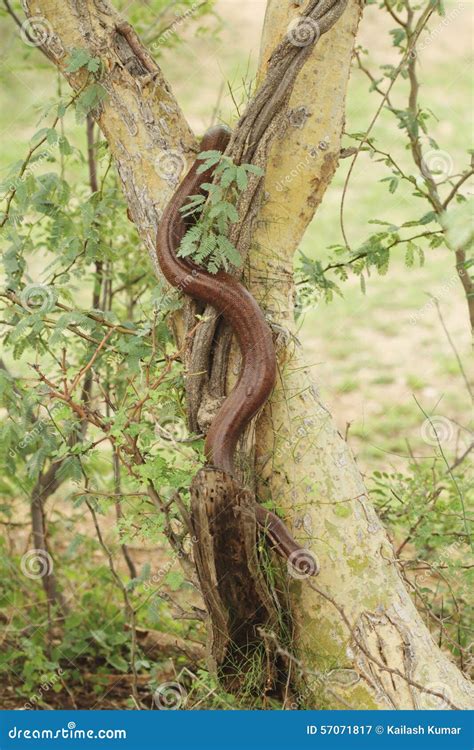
190 467 286 692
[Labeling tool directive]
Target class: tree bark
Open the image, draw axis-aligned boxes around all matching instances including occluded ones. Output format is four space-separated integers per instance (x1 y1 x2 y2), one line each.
23 0 474 709
247 0 473 710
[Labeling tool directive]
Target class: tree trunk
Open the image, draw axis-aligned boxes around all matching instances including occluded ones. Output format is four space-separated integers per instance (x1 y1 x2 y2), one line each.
23 0 473 709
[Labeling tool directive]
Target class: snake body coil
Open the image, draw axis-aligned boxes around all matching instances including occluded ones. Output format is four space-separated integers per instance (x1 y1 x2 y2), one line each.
156 126 317 576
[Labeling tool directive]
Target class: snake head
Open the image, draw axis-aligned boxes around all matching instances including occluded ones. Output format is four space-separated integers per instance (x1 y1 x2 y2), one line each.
199 125 232 153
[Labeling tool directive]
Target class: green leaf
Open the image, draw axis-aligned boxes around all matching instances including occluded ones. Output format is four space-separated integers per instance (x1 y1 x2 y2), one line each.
46 129 58 146
217 236 242 267
90 630 110 650
235 167 248 191
419 211 437 225
166 570 184 591
220 166 237 189
65 48 101 74
75 84 108 121
173 155 260 272
180 194 205 216
405 241 415 268
223 202 239 223
198 233 217 259
58 136 72 156
244 164 264 176
197 150 222 163
106 654 129 673
196 151 222 174
86 58 101 73
56 457 82 484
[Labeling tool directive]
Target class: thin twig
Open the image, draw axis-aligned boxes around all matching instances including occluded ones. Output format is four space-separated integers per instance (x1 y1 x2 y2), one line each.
433 298 472 400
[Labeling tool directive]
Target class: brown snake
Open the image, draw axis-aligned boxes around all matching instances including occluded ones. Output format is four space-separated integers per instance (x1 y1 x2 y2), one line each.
156 126 317 577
